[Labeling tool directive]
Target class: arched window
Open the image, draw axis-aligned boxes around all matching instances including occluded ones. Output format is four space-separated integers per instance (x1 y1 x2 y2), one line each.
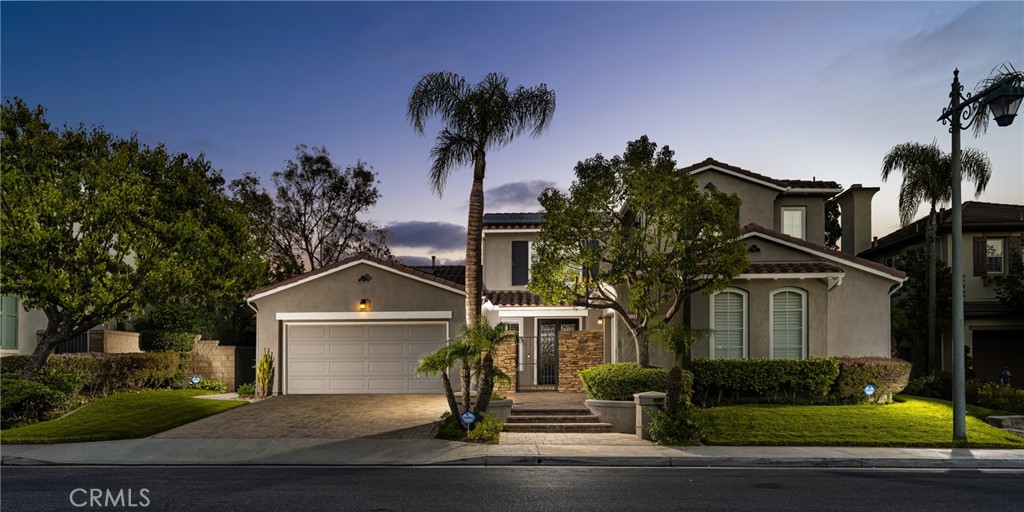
710 288 747 359
771 288 807 359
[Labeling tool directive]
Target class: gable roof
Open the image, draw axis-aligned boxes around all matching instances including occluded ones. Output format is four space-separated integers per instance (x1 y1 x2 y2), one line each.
741 224 906 281
860 201 1024 258
247 254 466 302
483 212 545 230
679 157 843 193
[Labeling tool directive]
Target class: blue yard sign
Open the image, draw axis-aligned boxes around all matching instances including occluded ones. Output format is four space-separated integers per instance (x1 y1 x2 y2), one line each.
460 411 477 425
190 375 202 385
864 384 877 397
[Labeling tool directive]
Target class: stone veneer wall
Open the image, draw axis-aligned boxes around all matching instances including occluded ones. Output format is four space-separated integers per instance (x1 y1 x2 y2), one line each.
493 337 517 392
87 330 141 353
190 340 240 392
558 330 604 393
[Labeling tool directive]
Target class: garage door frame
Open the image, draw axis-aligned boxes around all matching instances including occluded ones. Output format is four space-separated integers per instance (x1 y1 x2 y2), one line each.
277 311 452 395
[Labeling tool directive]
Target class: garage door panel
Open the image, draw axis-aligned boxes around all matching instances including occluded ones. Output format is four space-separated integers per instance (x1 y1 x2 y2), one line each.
286 322 446 394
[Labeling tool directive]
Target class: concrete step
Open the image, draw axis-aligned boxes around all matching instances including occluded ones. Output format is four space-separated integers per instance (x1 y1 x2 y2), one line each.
1006 429 1024 439
502 422 614 433
985 416 1024 429
504 414 601 424
510 407 592 416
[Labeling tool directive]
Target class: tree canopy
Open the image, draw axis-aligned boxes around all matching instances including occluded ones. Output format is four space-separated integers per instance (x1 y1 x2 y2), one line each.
1 98 264 377
530 136 748 366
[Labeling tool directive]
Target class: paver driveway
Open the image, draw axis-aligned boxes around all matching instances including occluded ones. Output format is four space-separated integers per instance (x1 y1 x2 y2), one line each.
154 394 450 439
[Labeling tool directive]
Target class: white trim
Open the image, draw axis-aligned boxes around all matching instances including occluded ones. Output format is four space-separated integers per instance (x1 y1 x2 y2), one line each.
247 259 465 302
275 311 453 321
482 228 541 234
780 206 807 240
741 231 905 282
690 165 787 191
495 307 588 318
769 287 807 360
281 319 450 395
736 272 842 280
709 287 748 360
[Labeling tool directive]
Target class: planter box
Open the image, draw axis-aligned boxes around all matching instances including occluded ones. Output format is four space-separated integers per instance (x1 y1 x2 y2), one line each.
584 399 635 433
488 399 513 422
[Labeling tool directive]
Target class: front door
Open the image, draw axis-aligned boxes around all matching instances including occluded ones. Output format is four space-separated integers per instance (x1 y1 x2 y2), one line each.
537 319 579 386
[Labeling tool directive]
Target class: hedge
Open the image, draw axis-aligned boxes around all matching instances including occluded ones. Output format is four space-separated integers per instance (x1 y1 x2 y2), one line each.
831 357 911 404
139 331 197 353
976 382 1024 414
690 358 840 405
0 352 180 396
0 375 74 429
578 363 692 404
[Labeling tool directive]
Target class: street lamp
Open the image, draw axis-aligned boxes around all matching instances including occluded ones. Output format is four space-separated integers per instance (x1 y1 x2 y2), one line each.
937 68 1024 442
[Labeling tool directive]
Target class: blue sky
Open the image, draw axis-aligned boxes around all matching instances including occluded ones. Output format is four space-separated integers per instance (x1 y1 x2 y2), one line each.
3 1 1022 264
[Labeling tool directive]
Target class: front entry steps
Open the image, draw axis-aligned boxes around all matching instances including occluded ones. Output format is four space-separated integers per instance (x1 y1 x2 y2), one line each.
503 406 613 433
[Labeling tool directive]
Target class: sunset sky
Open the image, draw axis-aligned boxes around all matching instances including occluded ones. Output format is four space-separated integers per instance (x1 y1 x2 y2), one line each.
3 1 1022 264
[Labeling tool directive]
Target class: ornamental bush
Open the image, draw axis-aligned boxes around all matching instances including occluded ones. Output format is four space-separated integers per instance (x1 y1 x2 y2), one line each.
466 412 503 444
139 331 197 353
976 382 1024 414
690 358 840 405
0 375 74 429
831 357 912 404
646 407 706 446
578 363 691 403
0 353 179 397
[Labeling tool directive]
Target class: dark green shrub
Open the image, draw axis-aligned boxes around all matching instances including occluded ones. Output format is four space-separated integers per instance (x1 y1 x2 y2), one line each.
466 412 503 444
133 303 212 337
832 357 912 404
192 378 227 394
646 407 706 446
139 331 196 353
976 382 1024 414
0 355 28 375
237 382 256 398
0 375 74 429
434 412 466 440
690 358 840 405
578 363 681 402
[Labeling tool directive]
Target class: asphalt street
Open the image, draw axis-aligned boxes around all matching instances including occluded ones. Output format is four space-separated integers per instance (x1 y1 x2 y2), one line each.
2 466 1022 511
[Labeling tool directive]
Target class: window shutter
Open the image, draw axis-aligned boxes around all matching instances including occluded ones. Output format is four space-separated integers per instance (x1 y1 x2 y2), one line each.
0 295 19 350
972 237 987 276
511 241 529 286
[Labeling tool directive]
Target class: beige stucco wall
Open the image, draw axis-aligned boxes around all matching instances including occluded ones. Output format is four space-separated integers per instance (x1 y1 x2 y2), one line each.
692 169 778 228
482 230 539 290
826 267 898 357
951 231 1023 301
774 195 826 246
250 262 467 392
0 298 48 356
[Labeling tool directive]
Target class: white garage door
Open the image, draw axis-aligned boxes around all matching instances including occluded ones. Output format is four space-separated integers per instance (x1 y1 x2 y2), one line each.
285 322 446 394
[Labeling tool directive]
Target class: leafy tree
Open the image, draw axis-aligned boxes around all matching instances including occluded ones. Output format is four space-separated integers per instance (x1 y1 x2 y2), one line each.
229 145 390 281
996 235 1024 313
881 140 991 375
0 99 264 378
824 197 841 249
530 136 748 367
891 246 953 377
407 72 556 326
650 323 708 416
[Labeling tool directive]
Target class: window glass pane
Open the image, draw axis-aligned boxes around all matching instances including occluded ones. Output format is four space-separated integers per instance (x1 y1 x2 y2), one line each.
1 295 19 350
986 239 1004 274
772 291 804 359
713 292 744 359
782 208 805 240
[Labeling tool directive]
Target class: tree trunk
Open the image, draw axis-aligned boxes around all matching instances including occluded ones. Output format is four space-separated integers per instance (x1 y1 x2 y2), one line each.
926 209 938 375
20 336 57 380
634 327 650 367
474 352 495 414
665 364 682 416
440 372 460 420
461 360 472 413
465 149 486 328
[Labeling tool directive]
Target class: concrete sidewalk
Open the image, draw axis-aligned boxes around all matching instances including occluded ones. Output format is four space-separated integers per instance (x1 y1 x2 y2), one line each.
3 438 1023 469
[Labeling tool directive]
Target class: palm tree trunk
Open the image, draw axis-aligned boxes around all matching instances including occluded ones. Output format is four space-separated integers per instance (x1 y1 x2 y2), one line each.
440 372 460 419
465 150 486 328
461 361 472 413
926 209 938 375
665 364 682 416
474 352 495 414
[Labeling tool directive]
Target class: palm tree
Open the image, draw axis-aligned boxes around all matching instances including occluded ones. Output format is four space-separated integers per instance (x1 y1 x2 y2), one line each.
408 72 556 326
881 140 992 375
464 320 516 414
417 340 472 420
651 323 707 416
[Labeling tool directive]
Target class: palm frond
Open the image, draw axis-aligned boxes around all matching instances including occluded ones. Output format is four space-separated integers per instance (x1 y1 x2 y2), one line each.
427 129 476 197
407 71 469 134
959 147 993 198
971 62 1024 138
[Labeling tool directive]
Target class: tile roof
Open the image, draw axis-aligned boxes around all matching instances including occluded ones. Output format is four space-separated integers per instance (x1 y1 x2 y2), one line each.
409 265 466 286
744 262 845 274
483 212 545 229
679 157 843 191
742 223 906 280
861 201 1024 258
248 254 465 300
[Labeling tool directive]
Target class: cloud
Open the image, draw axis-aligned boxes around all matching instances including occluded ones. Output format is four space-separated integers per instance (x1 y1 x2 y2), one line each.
485 180 559 210
387 221 466 252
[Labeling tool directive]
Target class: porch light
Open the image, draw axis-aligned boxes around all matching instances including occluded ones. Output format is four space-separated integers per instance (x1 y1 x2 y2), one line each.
985 84 1024 126
359 298 371 311
596 316 604 326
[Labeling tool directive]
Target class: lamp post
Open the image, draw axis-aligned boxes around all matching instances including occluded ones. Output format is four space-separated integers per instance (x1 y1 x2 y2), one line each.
937 68 1023 441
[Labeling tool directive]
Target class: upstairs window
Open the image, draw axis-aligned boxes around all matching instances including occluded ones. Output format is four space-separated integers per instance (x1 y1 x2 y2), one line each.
781 207 806 240
511 241 530 286
973 236 1019 276
986 238 1004 274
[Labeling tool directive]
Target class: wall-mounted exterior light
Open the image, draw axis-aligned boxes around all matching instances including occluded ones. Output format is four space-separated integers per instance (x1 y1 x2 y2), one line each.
359 299 371 311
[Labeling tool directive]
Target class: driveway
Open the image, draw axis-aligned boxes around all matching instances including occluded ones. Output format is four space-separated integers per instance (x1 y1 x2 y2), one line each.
154 394 450 440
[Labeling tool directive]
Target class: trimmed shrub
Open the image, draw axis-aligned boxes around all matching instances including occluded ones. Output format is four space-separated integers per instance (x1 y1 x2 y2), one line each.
579 363 679 402
139 331 196 353
646 407 706 446
434 412 465 440
0 353 180 397
466 412 503 444
0 375 74 429
690 358 840 405
902 373 982 406
832 357 912 404
976 382 1024 414
0 355 28 375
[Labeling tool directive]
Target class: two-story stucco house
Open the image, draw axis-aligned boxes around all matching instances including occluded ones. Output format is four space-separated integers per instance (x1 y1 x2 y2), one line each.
246 158 906 394
859 201 1023 383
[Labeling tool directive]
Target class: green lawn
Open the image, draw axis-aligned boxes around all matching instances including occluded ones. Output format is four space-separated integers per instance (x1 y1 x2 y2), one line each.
702 395 1024 448
0 389 247 444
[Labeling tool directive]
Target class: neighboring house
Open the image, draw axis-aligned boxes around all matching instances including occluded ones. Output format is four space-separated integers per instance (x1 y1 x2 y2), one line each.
247 157 906 394
0 295 49 356
859 201 1024 383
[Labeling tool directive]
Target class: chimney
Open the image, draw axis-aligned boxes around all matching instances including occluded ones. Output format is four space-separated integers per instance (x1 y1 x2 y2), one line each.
431 255 436 267
835 184 880 256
